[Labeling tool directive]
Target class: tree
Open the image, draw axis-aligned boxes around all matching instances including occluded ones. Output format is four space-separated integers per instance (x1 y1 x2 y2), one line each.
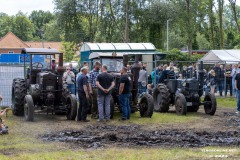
44 20 62 41
14 12 35 41
29 10 54 39
229 0 240 33
62 41 76 62
218 0 224 49
0 15 15 37
54 0 84 43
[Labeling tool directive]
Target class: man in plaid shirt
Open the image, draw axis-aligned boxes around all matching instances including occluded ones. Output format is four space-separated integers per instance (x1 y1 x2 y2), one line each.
88 61 101 119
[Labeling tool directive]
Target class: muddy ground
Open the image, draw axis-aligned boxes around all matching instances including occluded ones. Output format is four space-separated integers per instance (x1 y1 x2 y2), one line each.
41 108 240 149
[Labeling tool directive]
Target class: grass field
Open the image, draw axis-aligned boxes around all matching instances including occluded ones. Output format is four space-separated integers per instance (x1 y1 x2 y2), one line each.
0 97 239 160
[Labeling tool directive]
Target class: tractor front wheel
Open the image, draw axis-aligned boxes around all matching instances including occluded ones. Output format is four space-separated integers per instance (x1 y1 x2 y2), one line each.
204 93 217 115
66 94 77 120
175 93 187 115
24 95 34 121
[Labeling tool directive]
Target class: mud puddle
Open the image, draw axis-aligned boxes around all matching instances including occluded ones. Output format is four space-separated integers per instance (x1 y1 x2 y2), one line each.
42 124 240 148
223 112 240 127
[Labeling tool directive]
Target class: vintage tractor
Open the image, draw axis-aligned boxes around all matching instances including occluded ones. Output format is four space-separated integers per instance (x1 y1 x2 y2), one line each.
11 48 77 121
153 61 217 115
89 52 154 118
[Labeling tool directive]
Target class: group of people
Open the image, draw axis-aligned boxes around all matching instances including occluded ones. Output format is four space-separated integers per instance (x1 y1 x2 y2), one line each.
73 62 131 122
137 61 178 94
136 61 240 114
208 63 240 114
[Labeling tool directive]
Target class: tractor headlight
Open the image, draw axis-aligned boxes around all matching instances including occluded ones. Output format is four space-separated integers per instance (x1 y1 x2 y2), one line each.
46 86 54 91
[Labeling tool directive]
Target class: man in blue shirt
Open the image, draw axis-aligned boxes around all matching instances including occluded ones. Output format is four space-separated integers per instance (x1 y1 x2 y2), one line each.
77 67 90 122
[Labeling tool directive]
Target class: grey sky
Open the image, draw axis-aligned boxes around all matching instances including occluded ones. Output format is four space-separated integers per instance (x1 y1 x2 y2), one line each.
0 0 239 16
0 0 54 16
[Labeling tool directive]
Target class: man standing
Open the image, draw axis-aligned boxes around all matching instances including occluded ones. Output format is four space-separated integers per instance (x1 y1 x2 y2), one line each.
235 71 240 114
138 67 147 94
119 67 131 121
89 61 101 119
213 63 223 96
63 67 75 94
224 64 232 96
77 67 90 122
96 65 115 122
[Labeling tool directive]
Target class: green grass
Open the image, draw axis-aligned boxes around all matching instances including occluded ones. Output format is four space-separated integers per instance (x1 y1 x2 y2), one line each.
0 147 239 160
216 97 237 108
0 97 239 160
110 111 199 125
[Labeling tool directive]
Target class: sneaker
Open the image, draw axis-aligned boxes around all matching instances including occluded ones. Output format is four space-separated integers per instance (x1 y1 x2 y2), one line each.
97 119 104 122
119 118 127 121
82 119 90 122
91 115 98 119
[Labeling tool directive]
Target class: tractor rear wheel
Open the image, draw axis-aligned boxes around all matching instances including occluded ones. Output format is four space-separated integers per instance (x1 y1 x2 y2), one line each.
66 94 77 120
153 84 170 112
175 93 187 115
204 93 217 115
139 93 154 118
12 78 26 116
24 95 34 121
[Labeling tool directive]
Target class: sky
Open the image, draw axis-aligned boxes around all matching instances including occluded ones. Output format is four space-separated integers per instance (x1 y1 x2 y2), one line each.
0 0 240 16
0 0 54 16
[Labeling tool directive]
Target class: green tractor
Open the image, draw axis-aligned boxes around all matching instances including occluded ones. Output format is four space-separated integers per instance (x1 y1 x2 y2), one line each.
11 48 77 121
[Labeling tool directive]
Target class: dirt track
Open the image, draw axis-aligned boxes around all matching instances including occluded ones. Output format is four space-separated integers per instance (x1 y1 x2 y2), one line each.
40 107 240 149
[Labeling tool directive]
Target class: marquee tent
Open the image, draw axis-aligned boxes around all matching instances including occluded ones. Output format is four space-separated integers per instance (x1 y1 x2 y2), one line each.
199 50 240 63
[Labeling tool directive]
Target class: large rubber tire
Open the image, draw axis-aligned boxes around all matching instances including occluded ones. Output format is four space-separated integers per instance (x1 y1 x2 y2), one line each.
110 96 114 119
24 95 34 121
153 84 170 112
12 78 26 116
139 93 154 118
66 94 78 120
175 93 187 115
204 93 217 115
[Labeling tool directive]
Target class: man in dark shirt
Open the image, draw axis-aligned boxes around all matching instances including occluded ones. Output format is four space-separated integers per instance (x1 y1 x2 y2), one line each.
119 67 131 120
224 64 232 96
235 72 240 114
96 65 115 122
213 63 223 96
77 67 90 122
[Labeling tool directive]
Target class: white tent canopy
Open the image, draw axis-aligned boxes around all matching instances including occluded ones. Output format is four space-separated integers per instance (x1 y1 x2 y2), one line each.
199 50 240 63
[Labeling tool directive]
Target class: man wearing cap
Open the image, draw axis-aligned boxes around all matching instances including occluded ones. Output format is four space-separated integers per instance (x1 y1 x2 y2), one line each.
88 61 101 119
77 67 90 122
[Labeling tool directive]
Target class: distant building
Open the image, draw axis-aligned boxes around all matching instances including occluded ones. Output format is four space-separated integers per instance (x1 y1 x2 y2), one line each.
0 32 62 63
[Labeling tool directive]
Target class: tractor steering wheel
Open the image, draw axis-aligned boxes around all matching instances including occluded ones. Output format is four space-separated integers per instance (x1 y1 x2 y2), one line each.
32 62 44 69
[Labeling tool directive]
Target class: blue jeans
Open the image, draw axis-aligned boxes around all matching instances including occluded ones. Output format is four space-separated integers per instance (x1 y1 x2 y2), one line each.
237 90 240 111
119 94 131 120
232 79 236 96
138 82 146 94
68 84 75 94
97 94 111 120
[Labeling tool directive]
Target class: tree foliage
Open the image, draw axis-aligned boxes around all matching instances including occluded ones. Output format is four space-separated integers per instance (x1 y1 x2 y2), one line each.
0 0 240 58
